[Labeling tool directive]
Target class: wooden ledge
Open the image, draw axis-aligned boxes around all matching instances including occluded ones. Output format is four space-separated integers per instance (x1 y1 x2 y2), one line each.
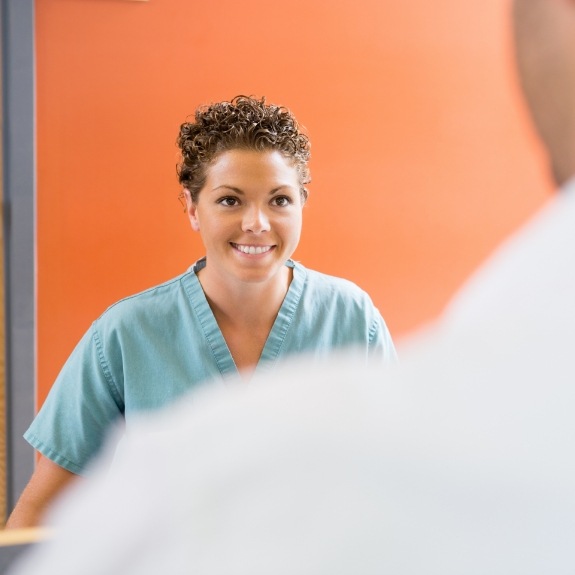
0 527 52 547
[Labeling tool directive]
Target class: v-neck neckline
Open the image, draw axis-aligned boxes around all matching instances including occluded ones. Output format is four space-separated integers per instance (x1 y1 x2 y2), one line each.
184 258 305 378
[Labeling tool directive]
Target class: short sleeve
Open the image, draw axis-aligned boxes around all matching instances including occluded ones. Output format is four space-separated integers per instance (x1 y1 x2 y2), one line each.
24 324 125 475
368 312 398 366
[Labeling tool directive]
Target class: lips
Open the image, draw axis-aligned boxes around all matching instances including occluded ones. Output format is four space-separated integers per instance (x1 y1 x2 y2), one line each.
231 243 274 255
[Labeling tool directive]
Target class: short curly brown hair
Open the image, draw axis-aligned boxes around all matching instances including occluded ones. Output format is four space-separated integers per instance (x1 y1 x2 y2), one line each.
177 95 311 203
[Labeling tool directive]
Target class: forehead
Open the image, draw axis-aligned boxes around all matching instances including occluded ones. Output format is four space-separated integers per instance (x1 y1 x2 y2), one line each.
205 149 300 187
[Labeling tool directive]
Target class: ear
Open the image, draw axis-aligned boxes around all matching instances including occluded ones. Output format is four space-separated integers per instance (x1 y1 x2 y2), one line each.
183 189 201 231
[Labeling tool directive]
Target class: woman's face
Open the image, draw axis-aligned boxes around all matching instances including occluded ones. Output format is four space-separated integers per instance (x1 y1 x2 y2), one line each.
185 149 304 286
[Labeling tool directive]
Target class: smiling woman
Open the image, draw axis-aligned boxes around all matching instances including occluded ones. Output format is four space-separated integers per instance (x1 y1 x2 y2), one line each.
5 95 397 529
186 150 303 294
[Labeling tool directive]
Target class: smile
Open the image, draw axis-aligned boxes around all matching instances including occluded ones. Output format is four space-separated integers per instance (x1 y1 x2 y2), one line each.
231 243 273 255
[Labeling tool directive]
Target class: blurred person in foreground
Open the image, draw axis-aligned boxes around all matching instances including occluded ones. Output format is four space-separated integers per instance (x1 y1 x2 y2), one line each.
8 0 575 572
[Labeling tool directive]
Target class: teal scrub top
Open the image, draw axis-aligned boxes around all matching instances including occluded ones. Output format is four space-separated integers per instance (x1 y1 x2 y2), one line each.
25 259 397 474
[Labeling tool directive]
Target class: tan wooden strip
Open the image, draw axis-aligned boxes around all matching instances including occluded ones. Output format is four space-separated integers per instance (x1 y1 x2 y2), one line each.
0 527 53 547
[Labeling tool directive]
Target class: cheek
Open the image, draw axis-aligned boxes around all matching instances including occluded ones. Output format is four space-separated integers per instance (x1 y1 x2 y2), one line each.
282 212 303 241
294 209 304 229
198 216 234 241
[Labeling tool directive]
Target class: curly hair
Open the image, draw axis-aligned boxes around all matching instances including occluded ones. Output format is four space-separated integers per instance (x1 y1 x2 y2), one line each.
177 95 311 203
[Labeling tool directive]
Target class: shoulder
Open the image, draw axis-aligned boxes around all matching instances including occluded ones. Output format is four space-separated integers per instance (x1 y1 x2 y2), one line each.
94 269 197 329
287 262 396 361
295 262 375 305
292 262 383 327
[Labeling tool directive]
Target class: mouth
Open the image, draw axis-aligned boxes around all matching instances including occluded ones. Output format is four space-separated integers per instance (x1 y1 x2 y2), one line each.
231 243 274 255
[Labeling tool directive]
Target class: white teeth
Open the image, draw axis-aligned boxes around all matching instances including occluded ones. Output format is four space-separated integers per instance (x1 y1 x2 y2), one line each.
235 244 271 255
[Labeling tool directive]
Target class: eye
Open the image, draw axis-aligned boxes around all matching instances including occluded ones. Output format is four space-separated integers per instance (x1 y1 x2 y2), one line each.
271 195 292 207
217 196 240 207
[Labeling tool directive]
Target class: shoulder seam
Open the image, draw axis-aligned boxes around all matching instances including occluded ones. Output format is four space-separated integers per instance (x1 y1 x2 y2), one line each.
98 273 190 318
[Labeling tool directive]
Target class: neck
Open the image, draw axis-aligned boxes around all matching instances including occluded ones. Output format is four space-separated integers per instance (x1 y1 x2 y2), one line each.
557 170 575 192
198 264 292 328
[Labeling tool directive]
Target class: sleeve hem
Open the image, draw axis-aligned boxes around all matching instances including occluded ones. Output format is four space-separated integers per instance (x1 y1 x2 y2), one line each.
23 431 86 476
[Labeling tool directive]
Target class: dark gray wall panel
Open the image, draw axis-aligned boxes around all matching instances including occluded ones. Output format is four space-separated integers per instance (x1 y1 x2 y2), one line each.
2 0 36 514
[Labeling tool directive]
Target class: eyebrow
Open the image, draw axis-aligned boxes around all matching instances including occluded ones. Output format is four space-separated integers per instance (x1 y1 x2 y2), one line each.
211 185 295 195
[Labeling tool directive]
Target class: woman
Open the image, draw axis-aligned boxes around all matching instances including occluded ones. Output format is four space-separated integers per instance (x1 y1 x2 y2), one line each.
7 96 396 528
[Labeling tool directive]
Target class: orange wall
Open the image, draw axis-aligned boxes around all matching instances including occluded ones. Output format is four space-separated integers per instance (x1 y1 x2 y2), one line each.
36 0 551 405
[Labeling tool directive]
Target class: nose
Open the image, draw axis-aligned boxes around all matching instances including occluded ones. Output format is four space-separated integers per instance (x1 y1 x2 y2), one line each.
242 205 270 234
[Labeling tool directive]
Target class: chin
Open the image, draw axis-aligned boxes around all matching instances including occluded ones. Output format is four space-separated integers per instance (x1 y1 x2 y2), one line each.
236 270 277 284
232 263 285 284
